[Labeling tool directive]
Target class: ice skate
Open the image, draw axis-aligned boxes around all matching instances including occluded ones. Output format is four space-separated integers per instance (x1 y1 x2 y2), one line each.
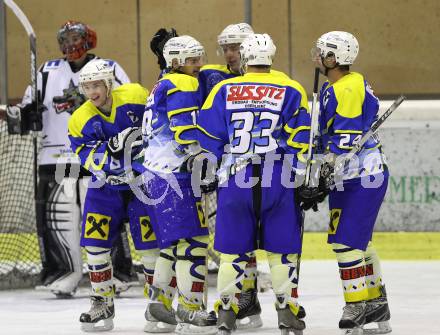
236 288 263 329
175 303 217 334
80 296 115 332
113 271 139 295
217 307 237 335
43 271 82 298
339 301 366 335
277 306 306 335
144 302 177 333
364 286 392 334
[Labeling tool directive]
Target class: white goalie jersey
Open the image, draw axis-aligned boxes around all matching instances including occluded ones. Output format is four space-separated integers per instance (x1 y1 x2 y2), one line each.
21 56 130 166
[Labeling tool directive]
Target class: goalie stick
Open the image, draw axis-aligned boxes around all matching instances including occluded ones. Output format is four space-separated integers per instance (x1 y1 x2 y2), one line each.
3 0 44 263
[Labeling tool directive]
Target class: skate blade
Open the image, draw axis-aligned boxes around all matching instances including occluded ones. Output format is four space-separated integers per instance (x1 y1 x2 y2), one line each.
80 318 114 332
144 320 177 333
363 321 392 334
236 314 263 329
341 327 363 335
175 323 217 335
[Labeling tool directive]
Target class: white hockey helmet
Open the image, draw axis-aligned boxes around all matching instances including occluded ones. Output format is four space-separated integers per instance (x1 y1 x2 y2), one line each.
315 31 359 66
78 59 114 96
162 35 205 68
240 33 276 70
217 23 254 46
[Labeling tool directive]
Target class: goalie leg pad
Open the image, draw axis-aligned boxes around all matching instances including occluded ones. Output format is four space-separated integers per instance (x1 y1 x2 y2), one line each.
36 175 83 293
175 235 209 308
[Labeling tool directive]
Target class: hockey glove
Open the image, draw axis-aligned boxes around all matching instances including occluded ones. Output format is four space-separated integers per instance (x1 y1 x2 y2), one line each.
185 153 218 194
296 176 329 212
6 101 45 135
150 28 178 70
107 127 142 159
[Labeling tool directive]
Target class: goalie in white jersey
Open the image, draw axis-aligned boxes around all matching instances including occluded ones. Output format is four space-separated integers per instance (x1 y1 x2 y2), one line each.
2 20 135 297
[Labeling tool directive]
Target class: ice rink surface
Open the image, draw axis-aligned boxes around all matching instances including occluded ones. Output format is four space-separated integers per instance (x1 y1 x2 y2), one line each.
1 260 439 335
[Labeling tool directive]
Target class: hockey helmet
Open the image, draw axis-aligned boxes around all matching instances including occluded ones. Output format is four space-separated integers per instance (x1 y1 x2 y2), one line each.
217 23 254 46
239 33 276 71
78 59 114 96
313 31 359 66
162 35 205 68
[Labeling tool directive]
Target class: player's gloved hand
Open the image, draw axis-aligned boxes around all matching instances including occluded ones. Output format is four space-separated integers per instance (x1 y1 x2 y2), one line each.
150 28 178 70
107 127 142 159
6 101 45 134
184 153 218 194
296 177 329 212
320 161 335 189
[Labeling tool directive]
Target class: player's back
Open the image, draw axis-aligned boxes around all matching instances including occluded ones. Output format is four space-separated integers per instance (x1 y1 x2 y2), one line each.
200 71 309 159
143 72 200 173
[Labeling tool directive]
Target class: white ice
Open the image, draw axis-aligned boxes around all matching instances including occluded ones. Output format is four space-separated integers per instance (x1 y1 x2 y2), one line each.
0 261 439 335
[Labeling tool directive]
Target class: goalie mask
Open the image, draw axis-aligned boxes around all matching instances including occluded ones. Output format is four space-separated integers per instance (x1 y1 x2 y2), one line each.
239 33 276 73
162 35 205 68
57 21 97 61
312 31 359 66
78 59 114 97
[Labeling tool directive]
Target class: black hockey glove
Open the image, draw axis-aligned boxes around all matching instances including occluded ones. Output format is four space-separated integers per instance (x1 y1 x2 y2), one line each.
6 101 45 135
107 127 142 159
150 28 178 70
184 153 218 194
296 176 329 212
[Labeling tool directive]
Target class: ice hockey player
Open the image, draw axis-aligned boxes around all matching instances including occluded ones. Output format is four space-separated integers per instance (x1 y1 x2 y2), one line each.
141 35 217 334
305 31 392 335
1 20 137 297
68 59 159 332
196 33 310 335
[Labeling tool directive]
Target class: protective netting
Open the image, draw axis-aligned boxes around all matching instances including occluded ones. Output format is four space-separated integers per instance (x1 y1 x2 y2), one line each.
0 120 42 289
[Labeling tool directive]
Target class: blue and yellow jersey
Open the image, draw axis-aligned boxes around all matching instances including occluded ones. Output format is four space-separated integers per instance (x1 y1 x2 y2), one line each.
68 83 149 184
199 64 290 102
142 72 201 174
318 72 385 177
198 71 310 169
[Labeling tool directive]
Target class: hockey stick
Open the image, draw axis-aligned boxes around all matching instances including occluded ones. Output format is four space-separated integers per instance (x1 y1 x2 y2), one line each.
322 94 406 182
3 0 43 262
304 68 321 186
202 192 209 310
297 68 320 289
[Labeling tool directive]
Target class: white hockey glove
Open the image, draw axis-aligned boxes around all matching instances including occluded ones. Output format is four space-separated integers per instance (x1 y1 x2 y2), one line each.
107 127 142 159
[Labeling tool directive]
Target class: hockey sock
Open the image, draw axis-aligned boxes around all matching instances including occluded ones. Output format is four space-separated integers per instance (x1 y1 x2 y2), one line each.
151 244 177 310
215 252 249 313
175 235 208 309
137 248 159 298
267 252 300 315
333 243 368 303
242 252 258 291
85 246 114 304
365 242 384 300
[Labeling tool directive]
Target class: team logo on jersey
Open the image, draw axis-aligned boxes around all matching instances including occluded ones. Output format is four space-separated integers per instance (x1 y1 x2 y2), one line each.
140 216 157 242
127 110 139 124
226 84 286 111
328 208 342 234
85 213 111 240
